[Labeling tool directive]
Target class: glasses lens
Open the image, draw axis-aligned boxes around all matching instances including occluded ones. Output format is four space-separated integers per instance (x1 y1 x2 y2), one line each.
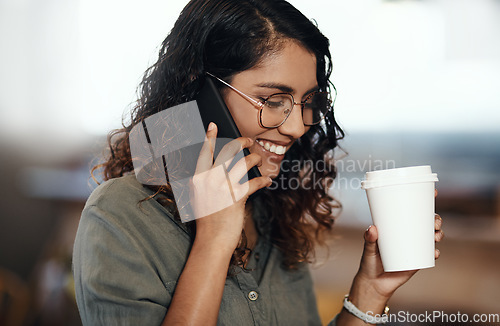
303 92 331 125
260 94 293 127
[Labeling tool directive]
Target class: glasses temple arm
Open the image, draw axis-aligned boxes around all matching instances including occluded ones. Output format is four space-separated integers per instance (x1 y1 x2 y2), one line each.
206 72 263 108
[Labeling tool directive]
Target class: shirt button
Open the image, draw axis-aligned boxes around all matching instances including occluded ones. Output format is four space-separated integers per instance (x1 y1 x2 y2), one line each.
254 253 260 260
248 290 259 301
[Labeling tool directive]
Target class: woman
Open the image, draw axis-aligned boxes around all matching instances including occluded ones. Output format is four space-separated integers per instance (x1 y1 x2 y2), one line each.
73 0 444 325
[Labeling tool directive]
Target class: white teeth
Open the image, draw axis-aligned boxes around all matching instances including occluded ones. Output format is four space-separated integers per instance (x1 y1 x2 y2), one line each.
256 140 286 155
274 145 286 155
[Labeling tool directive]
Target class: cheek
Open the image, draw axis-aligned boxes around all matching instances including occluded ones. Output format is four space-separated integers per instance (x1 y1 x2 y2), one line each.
224 96 262 138
304 126 311 136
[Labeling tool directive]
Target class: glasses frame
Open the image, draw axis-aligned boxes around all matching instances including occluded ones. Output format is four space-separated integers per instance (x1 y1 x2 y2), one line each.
206 72 332 128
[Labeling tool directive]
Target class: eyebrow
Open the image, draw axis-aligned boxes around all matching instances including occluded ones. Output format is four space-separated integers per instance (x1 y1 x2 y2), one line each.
256 82 319 97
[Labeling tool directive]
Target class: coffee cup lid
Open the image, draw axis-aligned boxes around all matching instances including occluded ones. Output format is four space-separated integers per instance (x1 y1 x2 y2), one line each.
361 165 438 189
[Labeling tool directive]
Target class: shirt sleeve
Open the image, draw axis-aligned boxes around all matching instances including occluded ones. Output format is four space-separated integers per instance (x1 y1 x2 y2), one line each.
73 204 169 326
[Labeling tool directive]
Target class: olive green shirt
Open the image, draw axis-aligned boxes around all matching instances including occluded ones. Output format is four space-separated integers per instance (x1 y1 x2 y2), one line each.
73 175 338 325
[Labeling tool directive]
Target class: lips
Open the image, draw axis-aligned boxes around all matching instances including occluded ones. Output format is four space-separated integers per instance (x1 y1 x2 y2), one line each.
256 139 287 155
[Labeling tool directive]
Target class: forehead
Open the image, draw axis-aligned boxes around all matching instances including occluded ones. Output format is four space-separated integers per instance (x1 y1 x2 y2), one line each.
232 41 318 94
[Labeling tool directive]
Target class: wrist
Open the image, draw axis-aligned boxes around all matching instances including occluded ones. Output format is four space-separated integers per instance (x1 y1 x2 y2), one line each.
343 294 389 325
193 231 238 257
348 275 391 315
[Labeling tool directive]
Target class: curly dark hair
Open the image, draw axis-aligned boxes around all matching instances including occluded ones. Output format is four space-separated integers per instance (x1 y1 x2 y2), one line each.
93 0 344 271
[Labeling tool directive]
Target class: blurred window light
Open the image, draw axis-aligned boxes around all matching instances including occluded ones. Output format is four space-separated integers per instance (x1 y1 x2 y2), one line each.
0 0 499 153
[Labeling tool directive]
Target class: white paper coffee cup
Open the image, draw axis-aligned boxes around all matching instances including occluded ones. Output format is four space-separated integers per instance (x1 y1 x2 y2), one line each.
361 165 438 272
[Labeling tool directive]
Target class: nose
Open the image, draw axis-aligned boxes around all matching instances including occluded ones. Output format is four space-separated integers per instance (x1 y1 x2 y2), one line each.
277 103 306 139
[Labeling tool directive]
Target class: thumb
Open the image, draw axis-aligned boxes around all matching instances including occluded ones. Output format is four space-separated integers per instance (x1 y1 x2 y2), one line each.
363 225 379 256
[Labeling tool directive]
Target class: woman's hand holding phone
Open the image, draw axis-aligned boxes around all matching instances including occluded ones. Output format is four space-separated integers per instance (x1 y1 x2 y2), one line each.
163 123 271 326
190 122 272 251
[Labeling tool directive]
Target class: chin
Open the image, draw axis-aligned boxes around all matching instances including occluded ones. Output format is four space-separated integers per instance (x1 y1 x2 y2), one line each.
259 164 281 179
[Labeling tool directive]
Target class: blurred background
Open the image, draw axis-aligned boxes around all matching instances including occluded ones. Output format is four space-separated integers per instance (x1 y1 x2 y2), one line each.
0 0 499 325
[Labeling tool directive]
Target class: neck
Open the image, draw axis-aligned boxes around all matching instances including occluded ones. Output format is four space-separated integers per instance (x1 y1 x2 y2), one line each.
244 203 258 250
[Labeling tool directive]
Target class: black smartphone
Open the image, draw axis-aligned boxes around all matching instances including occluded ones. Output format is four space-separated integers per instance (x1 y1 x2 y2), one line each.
195 76 261 181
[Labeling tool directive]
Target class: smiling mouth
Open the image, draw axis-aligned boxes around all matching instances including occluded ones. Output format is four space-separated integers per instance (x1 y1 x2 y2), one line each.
256 139 287 155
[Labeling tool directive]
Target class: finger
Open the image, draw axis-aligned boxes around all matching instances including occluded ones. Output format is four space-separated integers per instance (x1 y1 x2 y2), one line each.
214 137 253 167
364 225 378 242
195 122 217 174
435 229 444 242
227 153 262 186
229 154 268 202
435 248 441 259
435 188 438 198
363 225 379 256
245 176 273 197
434 214 443 231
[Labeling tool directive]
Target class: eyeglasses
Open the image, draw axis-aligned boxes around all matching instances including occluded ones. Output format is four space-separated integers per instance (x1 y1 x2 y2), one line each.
206 72 333 128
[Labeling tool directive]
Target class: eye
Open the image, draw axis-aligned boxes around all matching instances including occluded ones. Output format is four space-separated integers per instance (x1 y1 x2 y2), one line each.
264 94 291 110
265 99 285 109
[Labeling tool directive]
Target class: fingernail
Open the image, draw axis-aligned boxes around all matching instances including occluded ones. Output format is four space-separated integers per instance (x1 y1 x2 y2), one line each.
208 122 215 131
366 225 372 232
